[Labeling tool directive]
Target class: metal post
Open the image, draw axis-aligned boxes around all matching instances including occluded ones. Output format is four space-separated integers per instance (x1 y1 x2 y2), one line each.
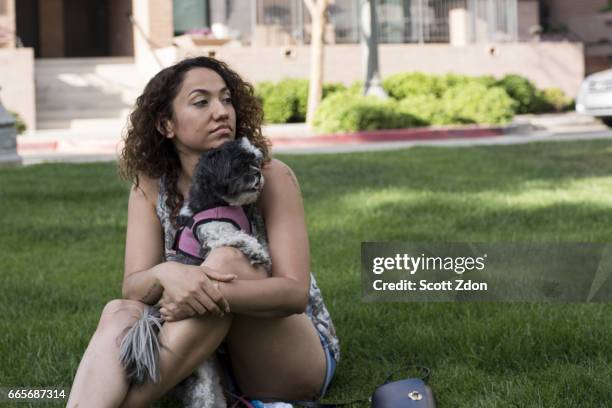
487 0 495 42
509 0 518 41
250 0 257 46
418 0 424 44
360 0 388 99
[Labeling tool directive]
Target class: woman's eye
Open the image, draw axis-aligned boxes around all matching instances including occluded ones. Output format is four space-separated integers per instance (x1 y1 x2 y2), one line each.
223 97 232 104
194 100 208 106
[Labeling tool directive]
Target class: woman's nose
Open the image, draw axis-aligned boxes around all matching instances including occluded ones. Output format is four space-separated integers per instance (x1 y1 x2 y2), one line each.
211 99 229 119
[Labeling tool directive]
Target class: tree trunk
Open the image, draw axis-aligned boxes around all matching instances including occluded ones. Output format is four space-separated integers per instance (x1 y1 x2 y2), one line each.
304 0 329 127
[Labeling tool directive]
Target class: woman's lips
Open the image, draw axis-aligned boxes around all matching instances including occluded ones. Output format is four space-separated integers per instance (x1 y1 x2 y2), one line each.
211 127 231 136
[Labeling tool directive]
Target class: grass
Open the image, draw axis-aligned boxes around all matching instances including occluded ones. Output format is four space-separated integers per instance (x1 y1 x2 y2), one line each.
2 139 612 407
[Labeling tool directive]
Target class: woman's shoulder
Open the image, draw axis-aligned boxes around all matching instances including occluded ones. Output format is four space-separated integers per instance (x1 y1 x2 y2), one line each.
262 158 297 180
257 158 302 214
130 173 161 209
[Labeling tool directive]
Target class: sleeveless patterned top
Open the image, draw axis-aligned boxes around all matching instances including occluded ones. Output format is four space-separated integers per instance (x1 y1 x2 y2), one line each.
155 179 340 363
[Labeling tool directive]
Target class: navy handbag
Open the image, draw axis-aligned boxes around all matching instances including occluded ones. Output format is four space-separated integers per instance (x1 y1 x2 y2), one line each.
371 377 435 408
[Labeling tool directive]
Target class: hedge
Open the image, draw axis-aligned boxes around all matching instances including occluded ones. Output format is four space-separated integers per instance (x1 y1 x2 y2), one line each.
256 73 573 132
312 92 425 133
255 79 346 124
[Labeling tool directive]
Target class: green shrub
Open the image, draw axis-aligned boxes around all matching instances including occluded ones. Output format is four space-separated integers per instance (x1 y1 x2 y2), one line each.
437 74 476 94
346 80 364 95
383 72 444 99
254 81 275 103
313 92 425 133
442 83 516 124
536 88 573 113
281 79 309 122
260 88 294 123
495 74 542 114
8 110 27 135
383 72 500 101
255 79 300 123
256 79 347 124
474 75 498 88
323 82 347 97
396 94 452 125
204 72 578 131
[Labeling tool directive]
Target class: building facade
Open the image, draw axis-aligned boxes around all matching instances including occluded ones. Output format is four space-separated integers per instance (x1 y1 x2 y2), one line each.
0 0 601 131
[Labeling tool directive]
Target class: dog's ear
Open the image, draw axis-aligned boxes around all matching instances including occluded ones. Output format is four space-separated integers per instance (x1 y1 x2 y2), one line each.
239 137 263 161
189 149 232 206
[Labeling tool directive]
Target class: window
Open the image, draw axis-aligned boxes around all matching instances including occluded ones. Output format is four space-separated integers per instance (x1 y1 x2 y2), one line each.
173 0 210 35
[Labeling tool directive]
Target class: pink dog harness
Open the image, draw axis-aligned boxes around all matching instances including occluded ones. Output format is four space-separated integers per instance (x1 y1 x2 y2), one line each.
173 206 251 261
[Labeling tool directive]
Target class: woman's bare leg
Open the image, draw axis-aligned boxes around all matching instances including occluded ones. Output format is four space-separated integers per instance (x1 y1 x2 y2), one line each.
119 313 232 407
120 246 326 406
67 299 147 408
69 247 326 407
227 313 327 400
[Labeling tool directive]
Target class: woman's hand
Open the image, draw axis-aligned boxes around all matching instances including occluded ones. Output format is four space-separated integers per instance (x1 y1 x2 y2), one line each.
156 261 236 321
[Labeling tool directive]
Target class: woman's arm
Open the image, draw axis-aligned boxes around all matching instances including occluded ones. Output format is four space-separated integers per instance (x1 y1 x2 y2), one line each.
121 176 165 303
215 158 312 317
121 176 232 316
160 159 311 320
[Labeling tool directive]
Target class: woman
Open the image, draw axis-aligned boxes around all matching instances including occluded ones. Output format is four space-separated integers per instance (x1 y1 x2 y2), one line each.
66 56 339 408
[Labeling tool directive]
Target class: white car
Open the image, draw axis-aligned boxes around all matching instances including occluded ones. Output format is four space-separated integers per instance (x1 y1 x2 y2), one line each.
576 68 612 126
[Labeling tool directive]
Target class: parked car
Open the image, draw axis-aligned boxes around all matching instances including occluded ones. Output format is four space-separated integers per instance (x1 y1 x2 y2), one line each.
576 68 612 126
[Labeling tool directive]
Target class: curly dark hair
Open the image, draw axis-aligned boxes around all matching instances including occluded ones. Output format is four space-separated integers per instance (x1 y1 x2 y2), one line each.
118 56 271 224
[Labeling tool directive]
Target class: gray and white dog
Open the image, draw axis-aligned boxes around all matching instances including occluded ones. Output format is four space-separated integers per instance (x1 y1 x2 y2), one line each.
119 137 272 408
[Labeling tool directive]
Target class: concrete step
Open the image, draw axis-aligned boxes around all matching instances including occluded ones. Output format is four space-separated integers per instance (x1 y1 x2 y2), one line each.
36 117 128 131
34 57 141 130
37 107 131 120
35 57 135 67
36 95 134 111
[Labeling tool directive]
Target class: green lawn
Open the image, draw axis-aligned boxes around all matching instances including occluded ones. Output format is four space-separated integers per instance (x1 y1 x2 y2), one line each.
2 140 612 407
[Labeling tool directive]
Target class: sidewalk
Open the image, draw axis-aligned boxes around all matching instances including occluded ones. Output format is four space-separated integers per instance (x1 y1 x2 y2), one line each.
14 112 611 164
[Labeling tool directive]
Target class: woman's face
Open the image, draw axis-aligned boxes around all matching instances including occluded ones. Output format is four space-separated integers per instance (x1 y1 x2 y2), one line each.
166 67 237 156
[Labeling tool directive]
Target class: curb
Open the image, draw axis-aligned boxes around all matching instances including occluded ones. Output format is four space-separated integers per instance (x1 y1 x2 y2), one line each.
17 125 511 156
271 126 507 147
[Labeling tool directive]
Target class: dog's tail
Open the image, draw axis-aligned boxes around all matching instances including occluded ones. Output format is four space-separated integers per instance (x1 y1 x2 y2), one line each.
119 305 164 384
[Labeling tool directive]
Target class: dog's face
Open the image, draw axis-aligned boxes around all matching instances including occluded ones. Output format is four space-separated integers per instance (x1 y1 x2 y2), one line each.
191 137 264 207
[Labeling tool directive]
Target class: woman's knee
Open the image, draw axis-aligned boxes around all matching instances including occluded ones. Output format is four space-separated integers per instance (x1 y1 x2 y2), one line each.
98 299 146 331
205 246 267 280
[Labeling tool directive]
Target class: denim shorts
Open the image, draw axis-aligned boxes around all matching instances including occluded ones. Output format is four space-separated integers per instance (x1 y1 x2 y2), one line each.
316 330 337 399
218 330 337 402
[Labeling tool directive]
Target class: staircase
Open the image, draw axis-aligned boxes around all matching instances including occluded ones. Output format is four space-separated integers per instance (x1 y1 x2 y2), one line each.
35 57 144 132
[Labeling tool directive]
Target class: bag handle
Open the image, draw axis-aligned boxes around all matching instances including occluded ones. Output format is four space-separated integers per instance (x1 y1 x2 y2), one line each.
382 365 431 385
237 364 431 407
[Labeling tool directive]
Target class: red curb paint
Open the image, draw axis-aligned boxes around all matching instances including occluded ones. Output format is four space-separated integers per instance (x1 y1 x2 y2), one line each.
270 126 505 146
16 126 506 154
17 141 58 151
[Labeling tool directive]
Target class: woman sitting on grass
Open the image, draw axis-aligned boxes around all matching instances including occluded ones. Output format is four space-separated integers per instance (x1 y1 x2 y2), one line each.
66 56 340 407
